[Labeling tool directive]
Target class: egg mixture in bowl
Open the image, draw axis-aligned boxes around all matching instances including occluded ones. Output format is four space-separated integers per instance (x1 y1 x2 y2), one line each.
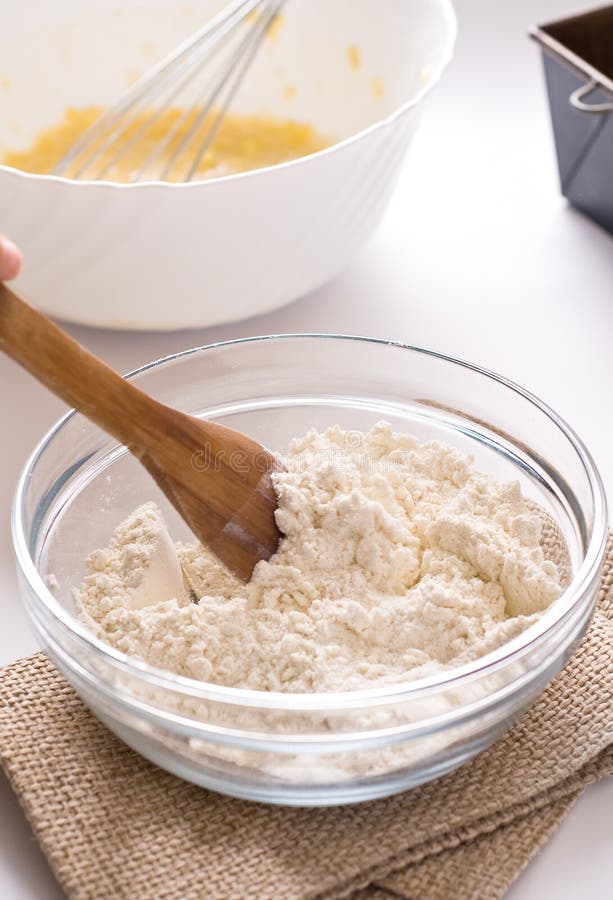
3 106 331 183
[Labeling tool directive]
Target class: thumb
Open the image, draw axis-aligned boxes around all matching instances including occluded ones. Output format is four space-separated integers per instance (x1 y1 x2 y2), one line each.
0 237 22 281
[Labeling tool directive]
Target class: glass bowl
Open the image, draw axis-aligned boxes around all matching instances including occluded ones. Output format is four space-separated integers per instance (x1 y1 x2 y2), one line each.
12 336 607 806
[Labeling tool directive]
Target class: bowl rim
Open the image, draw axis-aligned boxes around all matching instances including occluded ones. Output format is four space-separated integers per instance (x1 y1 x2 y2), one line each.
12 334 609 711
0 0 457 190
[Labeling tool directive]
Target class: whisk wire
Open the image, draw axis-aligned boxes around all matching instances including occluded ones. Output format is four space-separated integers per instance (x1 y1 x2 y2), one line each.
159 0 283 182
94 21 239 181
69 0 262 179
54 5 226 175
53 0 274 181
184 0 284 182
131 16 258 182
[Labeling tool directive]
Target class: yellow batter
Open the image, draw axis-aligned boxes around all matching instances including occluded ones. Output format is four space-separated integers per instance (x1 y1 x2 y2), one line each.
2 105 331 182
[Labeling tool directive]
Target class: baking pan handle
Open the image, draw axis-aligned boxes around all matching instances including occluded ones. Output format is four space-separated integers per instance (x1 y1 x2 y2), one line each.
570 79 613 114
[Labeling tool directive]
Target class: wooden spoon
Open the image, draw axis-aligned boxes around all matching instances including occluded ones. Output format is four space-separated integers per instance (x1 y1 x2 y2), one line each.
0 284 282 581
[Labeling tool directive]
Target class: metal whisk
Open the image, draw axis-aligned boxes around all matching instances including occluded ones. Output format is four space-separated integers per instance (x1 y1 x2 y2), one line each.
54 0 286 183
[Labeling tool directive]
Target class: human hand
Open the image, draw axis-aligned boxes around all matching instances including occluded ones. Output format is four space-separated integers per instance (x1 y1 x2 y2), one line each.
0 236 21 280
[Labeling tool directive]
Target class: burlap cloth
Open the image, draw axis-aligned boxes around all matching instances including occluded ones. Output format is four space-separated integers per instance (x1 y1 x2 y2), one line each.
0 537 612 900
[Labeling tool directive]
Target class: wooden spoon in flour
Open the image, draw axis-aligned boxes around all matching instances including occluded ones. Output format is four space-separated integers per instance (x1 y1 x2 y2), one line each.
0 284 282 580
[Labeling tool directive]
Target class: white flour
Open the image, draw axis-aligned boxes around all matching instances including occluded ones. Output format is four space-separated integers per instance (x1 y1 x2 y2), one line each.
75 423 562 693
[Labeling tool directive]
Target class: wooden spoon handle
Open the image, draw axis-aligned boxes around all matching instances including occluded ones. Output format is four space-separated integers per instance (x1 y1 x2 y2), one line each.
0 283 166 449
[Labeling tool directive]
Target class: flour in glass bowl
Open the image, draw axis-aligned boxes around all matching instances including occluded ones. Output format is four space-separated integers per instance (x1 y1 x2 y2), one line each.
75 422 563 693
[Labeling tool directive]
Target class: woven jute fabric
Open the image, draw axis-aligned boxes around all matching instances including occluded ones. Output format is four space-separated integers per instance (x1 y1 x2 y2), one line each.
0 536 612 900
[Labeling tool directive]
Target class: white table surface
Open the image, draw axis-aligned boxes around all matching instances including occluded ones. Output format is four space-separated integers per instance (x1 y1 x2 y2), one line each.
1 0 612 896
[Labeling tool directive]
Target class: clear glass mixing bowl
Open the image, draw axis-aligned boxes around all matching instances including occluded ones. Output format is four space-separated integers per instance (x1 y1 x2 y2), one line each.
12 336 608 806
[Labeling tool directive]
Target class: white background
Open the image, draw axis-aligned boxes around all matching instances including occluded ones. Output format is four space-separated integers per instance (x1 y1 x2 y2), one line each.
1 0 612 896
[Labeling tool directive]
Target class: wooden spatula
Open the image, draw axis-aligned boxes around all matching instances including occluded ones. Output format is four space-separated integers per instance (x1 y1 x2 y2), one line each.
0 284 282 581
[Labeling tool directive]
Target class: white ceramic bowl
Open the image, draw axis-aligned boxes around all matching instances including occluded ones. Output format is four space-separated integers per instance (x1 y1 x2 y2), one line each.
0 0 456 330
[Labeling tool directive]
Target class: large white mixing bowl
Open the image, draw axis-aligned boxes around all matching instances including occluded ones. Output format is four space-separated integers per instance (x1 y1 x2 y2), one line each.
0 1 456 330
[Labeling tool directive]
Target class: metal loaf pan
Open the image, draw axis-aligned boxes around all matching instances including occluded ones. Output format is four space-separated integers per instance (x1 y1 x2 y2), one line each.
530 5 613 234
